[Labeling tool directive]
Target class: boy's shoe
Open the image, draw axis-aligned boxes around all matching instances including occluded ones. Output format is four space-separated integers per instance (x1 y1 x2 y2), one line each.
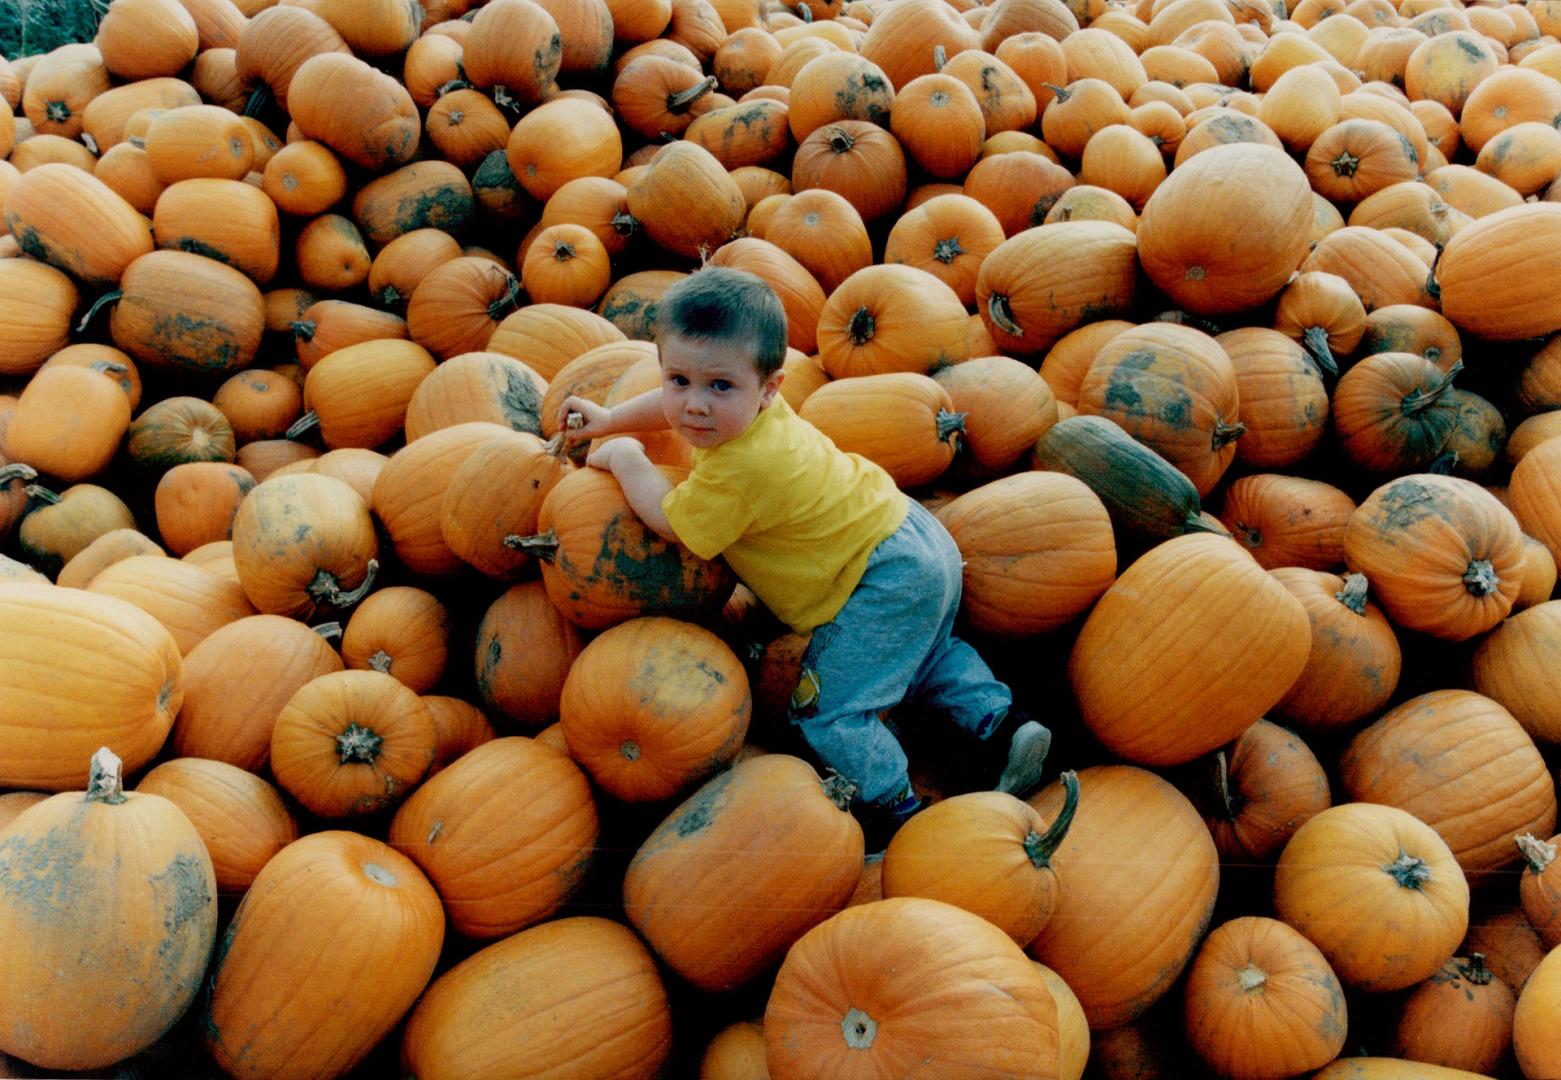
992 712 1051 800
862 790 922 856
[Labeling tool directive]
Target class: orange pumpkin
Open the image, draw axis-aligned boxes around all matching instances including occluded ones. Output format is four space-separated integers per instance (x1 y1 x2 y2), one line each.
0 257 78 378
295 338 436 449
3 162 155 288
153 461 255 557
559 615 749 803
286 52 421 172
107 249 264 377
136 757 299 894
1185 718 1332 866
340 586 449 694
86 554 257 656
440 430 572 579
1434 203 1561 341
1270 569 1401 734
1393 953 1516 1075
816 264 971 379
473 580 586 729
3 364 131 483
230 472 378 620
0 748 215 1071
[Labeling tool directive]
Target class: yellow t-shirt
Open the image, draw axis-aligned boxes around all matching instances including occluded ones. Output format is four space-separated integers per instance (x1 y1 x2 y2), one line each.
661 395 908 634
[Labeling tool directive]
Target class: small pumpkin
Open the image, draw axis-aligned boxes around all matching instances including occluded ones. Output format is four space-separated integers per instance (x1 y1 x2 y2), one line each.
340 586 450 694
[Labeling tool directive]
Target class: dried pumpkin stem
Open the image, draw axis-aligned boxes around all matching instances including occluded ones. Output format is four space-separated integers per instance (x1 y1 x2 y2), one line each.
1462 559 1499 598
336 722 383 764
24 484 60 507
1183 514 1225 535
611 210 640 238
312 621 343 641
76 289 122 333
307 558 378 609
1335 573 1370 615
0 463 38 488
840 1008 876 1049
986 293 1022 337
936 409 967 445
668 76 718 113
1400 359 1461 415
290 319 317 341
369 650 394 673
85 747 127 805
1517 833 1556 873
1211 419 1246 451
821 769 858 811
932 236 964 265
487 273 524 321
1382 849 1432 890
285 411 321 440
932 45 947 71
552 240 576 262
1461 953 1493 986
827 127 856 154
1301 326 1338 378
1023 770 1079 869
1213 750 1238 823
375 285 405 308
847 305 875 345
1330 150 1361 177
435 78 472 96
1235 963 1268 993
243 86 270 118
796 0 813 21
505 529 559 562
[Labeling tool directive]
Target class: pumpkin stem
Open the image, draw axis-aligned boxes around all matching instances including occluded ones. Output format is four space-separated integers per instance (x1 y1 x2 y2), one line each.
1301 326 1338 378
1213 750 1240 823
435 78 472 97
1211 418 1246 450
986 293 1023 337
827 126 856 155
668 76 719 113
85 747 127 806
243 86 271 119
76 289 123 334
551 240 577 262
487 272 525 321
307 558 378 609
1234 963 1268 993
1400 359 1461 415
24 484 61 508
847 305 875 345
375 285 405 309
1428 450 1459 475
936 408 967 446
492 85 523 114
290 319 316 341
1184 513 1226 536
1023 770 1079 869
368 650 394 673
0 463 38 489
286 411 321 440
933 44 947 71
46 99 70 123
821 768 858 811
611 210 641 239
932 236 965 265
1335 573 1370 615
336 722 384 764
504 529 559 563
1425 243 1443 301
1381 849 1433 890
797 0 814 21
1330 149 1361 177
840 1007 877 1050
1461 953 1493 986
312 621 343 641
89 360 129 378
1042 83 1070 103
81 132 99 155
1461 561 1498 596
1517 833 1557 873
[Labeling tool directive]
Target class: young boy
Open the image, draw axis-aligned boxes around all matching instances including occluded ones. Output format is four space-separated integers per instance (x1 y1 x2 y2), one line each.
557 267 1050 841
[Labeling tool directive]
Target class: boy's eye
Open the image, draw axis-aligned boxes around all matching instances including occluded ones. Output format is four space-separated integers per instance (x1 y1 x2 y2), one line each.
711 380 732 392
668 374 688 387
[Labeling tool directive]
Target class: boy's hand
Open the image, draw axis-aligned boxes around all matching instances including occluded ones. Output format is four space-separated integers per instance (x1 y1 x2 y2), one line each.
557 397 612 444
585 436 646 472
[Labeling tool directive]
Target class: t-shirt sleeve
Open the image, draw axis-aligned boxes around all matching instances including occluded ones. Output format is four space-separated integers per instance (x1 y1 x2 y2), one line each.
661 468 757 560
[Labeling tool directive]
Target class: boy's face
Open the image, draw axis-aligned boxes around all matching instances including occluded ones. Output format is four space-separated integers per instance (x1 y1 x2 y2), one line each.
658 331 785 450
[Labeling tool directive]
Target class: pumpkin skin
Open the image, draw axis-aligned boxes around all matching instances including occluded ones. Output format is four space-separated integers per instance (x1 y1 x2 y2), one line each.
1332 353 1462 473
128 396 237 474
136 757 299 894
388 736 598 939
372 421 512 578
1437 207 1561 336
351 160 474 249
1274 802 1470 993
798 372 964 490
16 483 138 579
230 472 379 621
173 613 344 772
1270 569 1401 735
108 249 265 377
937 472 1116 636
1311 1060 1496 1079
3 162 155 289
153 461 255 557
882 774 1079 948
560 616 749 803
1183 916 1348 1080
1076 322 1244 497
400 915 671 1080
406 256 525 360
1393 954 1515 1074
1185 719 1331 867
1515 943 1561 1079
1218 473 1355 573
0 584 182 790
203 831 445 1080
423 695 497 776
340 586 449 693
625 140 746 260
0 749 216 1071
297 338 436 449
1343 473 1525 641
55 527 164 590
700 1020 769 1080
0 258 77 377
473 581 586 729
1069 533 1311 766
403 351 548 442
462 0 563 104
286 52 420 172
1473 601 1561 746
1026 765 1219 1031
974 219 1139 359
270 669 437 818
1509 427 1561 570
1137 143 1314 316
815 263 972 380
520 465 736 629
765 897 1059 1079
3 364 131 483
1340 690 1557 884
441 430 572 579
1217 326 1329 469
86 554 257 656
624 754 864 992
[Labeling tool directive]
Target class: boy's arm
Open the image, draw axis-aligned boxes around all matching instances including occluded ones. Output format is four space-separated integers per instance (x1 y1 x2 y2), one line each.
588 439 680 544
558 387 671 441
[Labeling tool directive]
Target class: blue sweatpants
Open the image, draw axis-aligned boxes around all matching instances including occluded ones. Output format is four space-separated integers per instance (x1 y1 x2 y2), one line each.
786 499 1013 808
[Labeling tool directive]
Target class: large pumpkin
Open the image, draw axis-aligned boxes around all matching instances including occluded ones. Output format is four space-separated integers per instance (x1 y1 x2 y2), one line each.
1068 532 1311 766
1137 142 1314 316
230 472 379 620
2 162 154 289
764 897 1059 1078
0 584 182 790
203 831 445 1080
0 748 216 1070
1434 202 1561 340
624 753 864 992
1472 600 1561 747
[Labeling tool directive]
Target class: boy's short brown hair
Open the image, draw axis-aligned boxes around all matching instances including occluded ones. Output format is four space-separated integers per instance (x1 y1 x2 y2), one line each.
656 266 789 377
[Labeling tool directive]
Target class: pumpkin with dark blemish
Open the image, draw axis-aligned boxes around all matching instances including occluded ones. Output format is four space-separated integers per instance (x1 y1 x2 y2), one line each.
0 747 215 1070
231 472 379 620
472 580 585 729
107 249 265 378
559 615 749 803
624 752 862 991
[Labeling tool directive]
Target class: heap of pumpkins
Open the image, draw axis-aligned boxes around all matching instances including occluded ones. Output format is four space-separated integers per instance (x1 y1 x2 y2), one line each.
7 0 1561 1075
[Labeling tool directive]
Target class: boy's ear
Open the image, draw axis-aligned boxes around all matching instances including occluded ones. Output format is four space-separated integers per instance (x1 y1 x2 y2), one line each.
760 368 786 405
